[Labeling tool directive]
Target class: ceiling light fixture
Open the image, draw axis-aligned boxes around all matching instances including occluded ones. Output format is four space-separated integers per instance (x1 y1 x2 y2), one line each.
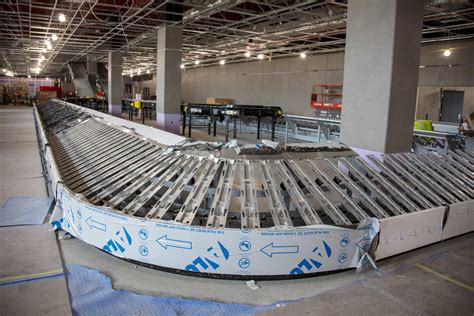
58 13 66 23
194 60 200 65
300 52 307 59
443 48 451 57
51 34 58 41
146 70 150 74
41 48 46 53
180 64 185 69
220 60 226 65
244 51 251 58
28 75 31 79
257 53 264 60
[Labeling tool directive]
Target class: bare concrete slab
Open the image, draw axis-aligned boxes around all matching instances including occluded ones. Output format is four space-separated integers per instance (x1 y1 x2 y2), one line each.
0 225 71 315
0 106 70 315
0 107 47 205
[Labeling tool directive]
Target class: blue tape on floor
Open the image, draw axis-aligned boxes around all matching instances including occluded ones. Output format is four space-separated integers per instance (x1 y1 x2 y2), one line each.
65 264 288 315
0 196 52 226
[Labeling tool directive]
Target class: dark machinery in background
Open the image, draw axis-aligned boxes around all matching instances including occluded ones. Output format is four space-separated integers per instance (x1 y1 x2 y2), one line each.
182 103 283 141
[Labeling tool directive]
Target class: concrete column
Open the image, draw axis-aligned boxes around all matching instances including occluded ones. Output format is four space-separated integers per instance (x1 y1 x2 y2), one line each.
86 56 97 94
156 26 182 134
86 56 97 75
108 51 122 117
340 0 424 153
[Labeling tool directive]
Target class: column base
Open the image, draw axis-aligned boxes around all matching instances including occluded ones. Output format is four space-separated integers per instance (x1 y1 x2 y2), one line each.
108 104 122 117
157 112 181 135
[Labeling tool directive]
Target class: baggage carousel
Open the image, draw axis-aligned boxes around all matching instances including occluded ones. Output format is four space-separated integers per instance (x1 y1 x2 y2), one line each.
34 99 474 279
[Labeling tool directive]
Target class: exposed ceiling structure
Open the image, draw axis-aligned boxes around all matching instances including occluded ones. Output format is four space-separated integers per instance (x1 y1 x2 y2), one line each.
1 0 473 77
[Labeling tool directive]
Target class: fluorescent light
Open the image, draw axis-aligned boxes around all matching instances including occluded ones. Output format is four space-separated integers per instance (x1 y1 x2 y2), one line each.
443 48 451 57
244 51 251 58
180 64 185 69
51 34 58 41
300 52 307 59
257 53 264 60
58 13 66 23
220 60 225 65
194 60 200 65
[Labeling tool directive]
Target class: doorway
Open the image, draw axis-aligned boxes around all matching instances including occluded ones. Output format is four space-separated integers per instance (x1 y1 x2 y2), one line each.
440 90 464 123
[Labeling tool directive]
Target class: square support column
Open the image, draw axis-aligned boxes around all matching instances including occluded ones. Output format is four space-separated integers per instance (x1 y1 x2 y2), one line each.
86 55 97 94
340 0 424 153
156 26 182 134
108 51 122 117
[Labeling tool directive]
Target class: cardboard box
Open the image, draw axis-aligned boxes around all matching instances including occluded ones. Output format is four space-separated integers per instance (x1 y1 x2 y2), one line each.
206 97 232 105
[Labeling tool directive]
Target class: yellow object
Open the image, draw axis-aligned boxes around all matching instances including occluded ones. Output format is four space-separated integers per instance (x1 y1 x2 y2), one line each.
133 100 141 109
414 120 433 131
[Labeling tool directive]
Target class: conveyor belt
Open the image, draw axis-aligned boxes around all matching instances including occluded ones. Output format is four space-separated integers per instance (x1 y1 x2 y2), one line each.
37 101 474 229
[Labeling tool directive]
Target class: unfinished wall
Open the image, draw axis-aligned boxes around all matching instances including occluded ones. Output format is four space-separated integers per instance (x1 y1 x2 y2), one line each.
181 52 345 117
132 39 473 119
415 40 474 122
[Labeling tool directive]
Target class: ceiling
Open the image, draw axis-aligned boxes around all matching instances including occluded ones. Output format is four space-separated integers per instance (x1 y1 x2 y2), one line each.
1 0 474 77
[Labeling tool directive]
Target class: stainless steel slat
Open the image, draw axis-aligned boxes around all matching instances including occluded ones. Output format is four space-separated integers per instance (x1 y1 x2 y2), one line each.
206 160 236 228
175 160 223 225
239 160 261 229
367 155 434 209
121 156 195 214
353 157 419 213
258 160 293 227
146 157 206 219
325 159 390 219
383 155 446 206
105 154 182 208
288 160 353 225
272 160 323 225
392 154 459 204
340 158 406 216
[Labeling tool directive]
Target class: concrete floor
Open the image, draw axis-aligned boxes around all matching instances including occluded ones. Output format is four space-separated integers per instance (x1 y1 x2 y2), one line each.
0 106 47 204
0 105 71 315
1 105 473 315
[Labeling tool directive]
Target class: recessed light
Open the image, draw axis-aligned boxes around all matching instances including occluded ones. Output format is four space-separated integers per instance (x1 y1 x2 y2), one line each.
58 13 66 23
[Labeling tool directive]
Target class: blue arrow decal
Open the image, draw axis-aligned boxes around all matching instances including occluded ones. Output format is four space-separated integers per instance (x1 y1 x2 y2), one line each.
156 235 192 250
85 216 106 231
260 243 299 257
